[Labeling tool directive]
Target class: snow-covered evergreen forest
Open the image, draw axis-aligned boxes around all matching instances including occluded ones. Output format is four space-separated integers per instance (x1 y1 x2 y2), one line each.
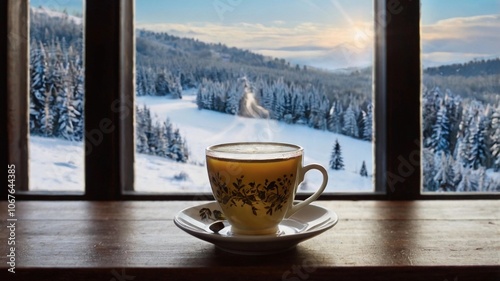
29 7 190 163
422 87 500 191
28 7 499 192
136 106 189 163
29 8 84 141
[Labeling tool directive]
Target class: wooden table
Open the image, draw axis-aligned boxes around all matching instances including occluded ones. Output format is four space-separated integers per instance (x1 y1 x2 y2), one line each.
1 200 499 281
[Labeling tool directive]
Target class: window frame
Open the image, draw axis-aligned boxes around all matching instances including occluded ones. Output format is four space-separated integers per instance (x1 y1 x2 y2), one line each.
1 0 498 200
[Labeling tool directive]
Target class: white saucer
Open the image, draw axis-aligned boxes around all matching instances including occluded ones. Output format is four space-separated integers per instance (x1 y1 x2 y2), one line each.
174 201 338 255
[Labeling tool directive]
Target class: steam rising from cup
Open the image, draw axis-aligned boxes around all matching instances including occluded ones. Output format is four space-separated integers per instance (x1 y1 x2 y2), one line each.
238 77 269 119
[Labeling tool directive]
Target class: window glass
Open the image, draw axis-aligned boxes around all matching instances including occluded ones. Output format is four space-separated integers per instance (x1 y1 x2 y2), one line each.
29 0 84 191
421 0 500 192
134 0 374 193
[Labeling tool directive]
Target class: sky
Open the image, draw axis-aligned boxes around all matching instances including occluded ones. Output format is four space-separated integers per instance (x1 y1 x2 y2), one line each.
420 0 500 66
138 0 500 69
135 0 375 69
30 0 500 69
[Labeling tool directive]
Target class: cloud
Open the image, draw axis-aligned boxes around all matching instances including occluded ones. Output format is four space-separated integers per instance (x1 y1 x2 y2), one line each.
137 13 500 69
266 46 332 52
136 21 374 69
422 14 500 66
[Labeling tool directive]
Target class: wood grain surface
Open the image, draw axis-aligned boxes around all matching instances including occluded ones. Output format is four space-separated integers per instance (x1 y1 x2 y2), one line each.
1 200 499 281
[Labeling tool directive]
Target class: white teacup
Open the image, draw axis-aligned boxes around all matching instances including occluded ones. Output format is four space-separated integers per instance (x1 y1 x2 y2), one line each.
206 142 328 235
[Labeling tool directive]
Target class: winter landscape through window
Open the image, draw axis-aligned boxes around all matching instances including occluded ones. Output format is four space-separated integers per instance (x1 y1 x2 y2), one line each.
420 0 500 192
28 0 84 191
133 0 375 193
24 0 499 194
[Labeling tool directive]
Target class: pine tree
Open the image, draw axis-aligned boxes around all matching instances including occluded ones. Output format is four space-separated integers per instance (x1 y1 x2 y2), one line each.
170 75 183 99
273 90 286 120
283 92 293 118
342 103 359 138
213 82 226 112
169 128 188 162
293 93 306 124
70 61 84 141
135 106 149 154
490 104 500 171
443 90 462 152
140 105 153 154
317 95 330 130
329 139 344 170
302 91 312 123
136 68 146 96
42 60 62 137
271 77 287 120
422 87 441 139
143 67 156 95
452 161 463 189
41 99 56 137
154 121 168 157
225 78 244 115
182 138 190 163
455 107 474 167
467 115 489 169
196 84 205 110
204 82 214 110
456 168 478 192
362 103 373 141
164 117 174 149
261 82 274 112
453 119 465 162
307 88 320 128
429 103 451 155
136 133 149 154
360 161 368 177
476 167 489 192
145 112 157 155
422 147 437 191
328 101 343 133
30 40 47 134
155 70 170 96
433 153 455 191
55 85 78 140
53 58 83 141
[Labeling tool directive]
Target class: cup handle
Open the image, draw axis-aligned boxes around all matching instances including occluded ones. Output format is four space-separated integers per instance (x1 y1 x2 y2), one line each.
285 163 328 217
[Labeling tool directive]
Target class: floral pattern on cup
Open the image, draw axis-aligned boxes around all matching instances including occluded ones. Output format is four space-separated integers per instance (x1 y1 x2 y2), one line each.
199 208 225 221
209 172 295 216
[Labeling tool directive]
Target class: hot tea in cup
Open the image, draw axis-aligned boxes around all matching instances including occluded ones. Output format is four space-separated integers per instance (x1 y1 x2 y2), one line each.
206 142 328 235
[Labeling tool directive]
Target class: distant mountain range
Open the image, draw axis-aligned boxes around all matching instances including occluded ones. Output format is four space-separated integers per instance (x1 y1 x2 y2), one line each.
136 29 303 73
32 6 499 78
424 58 500 77
30 5 499 107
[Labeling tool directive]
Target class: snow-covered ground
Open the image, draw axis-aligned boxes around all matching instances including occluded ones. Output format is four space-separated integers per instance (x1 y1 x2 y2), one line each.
30 136 84 191
30 90 374 193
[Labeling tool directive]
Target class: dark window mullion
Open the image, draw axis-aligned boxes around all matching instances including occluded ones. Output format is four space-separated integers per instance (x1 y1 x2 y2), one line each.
1 0 9 199
119 0 135 192
1 0 29 194
374 0 387 194
85 0 128 199
1 0 8 198
384 0 421 199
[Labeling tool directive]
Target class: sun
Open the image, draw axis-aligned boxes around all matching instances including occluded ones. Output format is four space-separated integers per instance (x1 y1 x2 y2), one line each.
348 24 373 49
354 29 369 43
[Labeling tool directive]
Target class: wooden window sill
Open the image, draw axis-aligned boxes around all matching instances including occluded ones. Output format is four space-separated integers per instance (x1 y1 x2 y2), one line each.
1 200 499 281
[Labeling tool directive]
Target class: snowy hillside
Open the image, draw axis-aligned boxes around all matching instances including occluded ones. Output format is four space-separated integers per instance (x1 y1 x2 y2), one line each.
31 6 82 25
136 91 374 193
30 90 374 193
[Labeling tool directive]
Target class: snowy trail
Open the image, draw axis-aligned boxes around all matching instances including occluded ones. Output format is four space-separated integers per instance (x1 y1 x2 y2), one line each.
30 91 374 193
136 92 374 192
